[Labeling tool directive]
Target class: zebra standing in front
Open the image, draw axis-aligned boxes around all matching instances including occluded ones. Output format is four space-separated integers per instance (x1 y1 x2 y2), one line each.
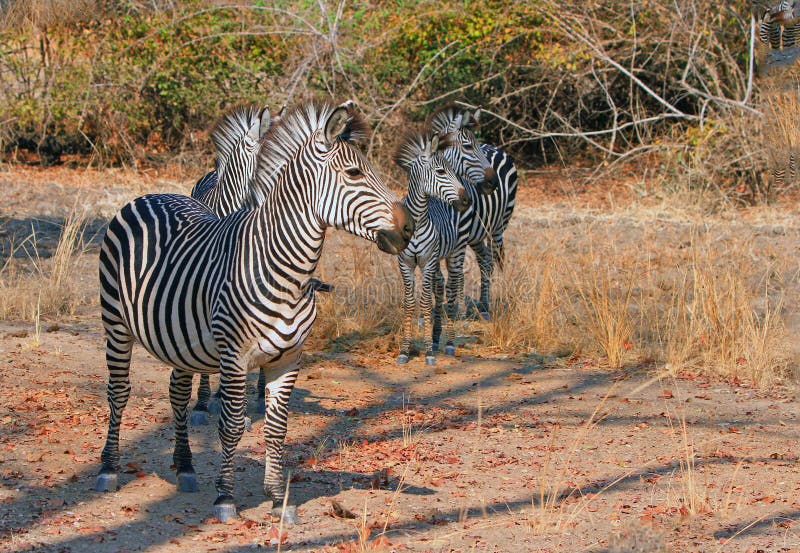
394 131 469 365
430 105 517 321
95 101 413 523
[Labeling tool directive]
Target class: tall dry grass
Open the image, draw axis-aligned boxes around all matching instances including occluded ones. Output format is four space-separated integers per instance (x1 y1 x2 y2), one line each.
0 209 92 321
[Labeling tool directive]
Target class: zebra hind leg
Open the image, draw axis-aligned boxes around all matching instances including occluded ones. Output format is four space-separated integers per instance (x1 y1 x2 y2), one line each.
207 377 222 414
254 368 267 414
471 241 493 320
96 332 133 492
170 369 199 492
262 367 301 525
190 373 212 426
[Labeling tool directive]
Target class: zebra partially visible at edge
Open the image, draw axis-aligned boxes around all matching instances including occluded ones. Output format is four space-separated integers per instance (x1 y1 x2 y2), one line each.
430 105 517 321
95 100 414 524
394 130 470 365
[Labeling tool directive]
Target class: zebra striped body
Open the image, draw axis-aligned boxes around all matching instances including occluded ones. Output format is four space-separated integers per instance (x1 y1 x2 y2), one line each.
395 132 469 365
96 101 413 523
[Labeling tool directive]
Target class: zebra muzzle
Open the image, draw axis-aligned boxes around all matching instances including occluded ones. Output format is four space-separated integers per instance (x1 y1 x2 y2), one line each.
477 166 499 195
376 203 414 254
453 190 470 213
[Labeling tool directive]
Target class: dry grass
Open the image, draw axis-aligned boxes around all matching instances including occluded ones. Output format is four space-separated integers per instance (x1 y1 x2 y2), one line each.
0 209 92 321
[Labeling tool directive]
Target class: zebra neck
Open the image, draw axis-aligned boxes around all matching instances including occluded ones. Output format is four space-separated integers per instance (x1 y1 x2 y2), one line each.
249 191 325 301
404 180 433 228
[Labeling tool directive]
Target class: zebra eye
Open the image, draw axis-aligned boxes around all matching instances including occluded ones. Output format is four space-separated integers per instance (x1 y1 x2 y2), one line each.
345 167 363 178
435 167 447 176
463 142 473 151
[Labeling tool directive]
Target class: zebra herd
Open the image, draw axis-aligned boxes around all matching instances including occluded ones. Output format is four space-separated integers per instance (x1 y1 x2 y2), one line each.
94 99 517 523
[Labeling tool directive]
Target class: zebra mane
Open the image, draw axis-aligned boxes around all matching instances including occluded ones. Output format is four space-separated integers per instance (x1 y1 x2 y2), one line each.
252 101 369 200
429 104 480 134
393 128 445 171
210 104 264 165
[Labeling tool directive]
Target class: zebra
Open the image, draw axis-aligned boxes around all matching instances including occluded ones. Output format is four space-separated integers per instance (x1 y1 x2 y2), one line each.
186 104 272 426
430 106 517 321
394 131 470 365
185 103 328 426
95 100 414 524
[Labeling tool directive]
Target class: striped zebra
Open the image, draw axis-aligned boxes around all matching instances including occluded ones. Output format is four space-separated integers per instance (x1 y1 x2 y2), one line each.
430 106 517 321
394 131 469 365
95 101 413 524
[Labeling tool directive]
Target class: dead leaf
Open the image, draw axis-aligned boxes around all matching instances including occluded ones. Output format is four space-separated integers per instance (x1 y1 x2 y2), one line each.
330 500 356 519
267 524 288 545
658 389 674 399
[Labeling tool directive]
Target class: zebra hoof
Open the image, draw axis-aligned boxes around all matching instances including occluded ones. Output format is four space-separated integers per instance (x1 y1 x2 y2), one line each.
244 417 253 432
177 470 198 493
94 471 118 492
397 354 409 365
207 399 222 415
189 410 209 426
254 397 266 415
272 504 301 526
213 496 237 523
444 345 455 356
425 355 436 366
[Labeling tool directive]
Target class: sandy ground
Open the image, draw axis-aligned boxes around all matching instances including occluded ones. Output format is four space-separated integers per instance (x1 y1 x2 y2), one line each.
0 165 798 552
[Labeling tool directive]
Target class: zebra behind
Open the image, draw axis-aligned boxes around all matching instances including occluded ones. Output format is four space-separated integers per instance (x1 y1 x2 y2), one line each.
186 104 272 425
394 131 469 365
96 100 413 524
430 105 517 321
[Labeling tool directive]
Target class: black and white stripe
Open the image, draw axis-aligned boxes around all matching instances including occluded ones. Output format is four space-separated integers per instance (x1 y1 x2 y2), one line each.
394 131 469 365
95 101 413 524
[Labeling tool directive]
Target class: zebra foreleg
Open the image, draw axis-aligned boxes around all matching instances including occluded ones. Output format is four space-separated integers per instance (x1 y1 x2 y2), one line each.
420 262 437 365
189 373 212 426
213 356 249 522
262 367 301 524
170 369 198 492
432 269 444 352
470 240 493 320
397 261 415 364
444 250 466 354
96 333 133 492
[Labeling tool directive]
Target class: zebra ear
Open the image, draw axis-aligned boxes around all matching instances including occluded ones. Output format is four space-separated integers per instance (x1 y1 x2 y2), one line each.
437 131 455 150
461 110 472 128
255 107 271 140
430 134 439 153
324 102 354 145
452 113 464 132
473 108 481 125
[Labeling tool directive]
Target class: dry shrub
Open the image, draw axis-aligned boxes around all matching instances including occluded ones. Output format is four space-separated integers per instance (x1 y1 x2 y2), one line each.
761 72 800 197
484 253 563 351
0 209 90 320
313 241 401 344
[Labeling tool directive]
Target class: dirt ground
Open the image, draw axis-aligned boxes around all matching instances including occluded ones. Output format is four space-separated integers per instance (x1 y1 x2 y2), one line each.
0 166 798 552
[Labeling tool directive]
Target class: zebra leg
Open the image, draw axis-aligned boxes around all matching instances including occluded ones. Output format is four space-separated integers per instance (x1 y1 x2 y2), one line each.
397 261 415 364
254 368 267 414
421 262 436 365
491 233 505 272
96 333 133 492
170 369 198 492
444 250 466 355
432 269 444 352
207 377 222 414
189 374 212 426
470 241 493 320
262 366 301 525
213 355 249 522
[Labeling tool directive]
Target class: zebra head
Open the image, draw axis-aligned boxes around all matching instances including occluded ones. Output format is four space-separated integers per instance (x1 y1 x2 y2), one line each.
211 104 272 184
395 130 470 213
255 100 414 255
430 105 499 195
